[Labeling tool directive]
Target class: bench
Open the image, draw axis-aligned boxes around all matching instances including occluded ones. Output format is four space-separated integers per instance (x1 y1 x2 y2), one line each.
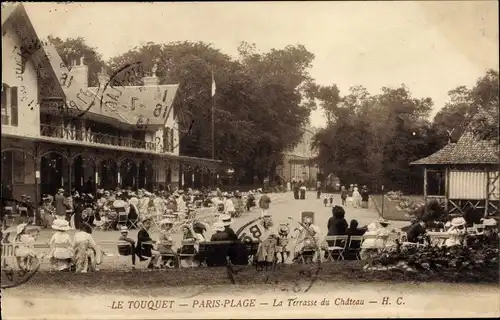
198 240 259 267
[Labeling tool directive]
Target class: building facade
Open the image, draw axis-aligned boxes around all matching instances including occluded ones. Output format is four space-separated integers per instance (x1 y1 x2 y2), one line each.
277 125 319 186
1 4 219 203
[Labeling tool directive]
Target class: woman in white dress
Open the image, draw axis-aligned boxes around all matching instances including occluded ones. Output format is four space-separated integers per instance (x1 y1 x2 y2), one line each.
73 223 101 273
352 187 361 208
444 217 466 247
49 219 74 271
14 223 40 271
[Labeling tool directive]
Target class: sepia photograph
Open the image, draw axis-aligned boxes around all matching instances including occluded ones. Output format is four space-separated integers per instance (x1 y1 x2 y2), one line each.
1 1 499 319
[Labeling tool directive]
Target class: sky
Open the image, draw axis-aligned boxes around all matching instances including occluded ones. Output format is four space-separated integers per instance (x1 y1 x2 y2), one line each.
22 1 499 128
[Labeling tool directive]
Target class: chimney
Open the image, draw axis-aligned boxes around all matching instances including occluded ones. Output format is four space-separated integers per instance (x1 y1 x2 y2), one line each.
97 67 110 87
71 56 88 88
142 64 159 86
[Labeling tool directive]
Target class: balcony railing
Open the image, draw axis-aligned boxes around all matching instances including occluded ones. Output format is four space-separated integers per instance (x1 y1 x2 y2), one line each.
40 124 156 152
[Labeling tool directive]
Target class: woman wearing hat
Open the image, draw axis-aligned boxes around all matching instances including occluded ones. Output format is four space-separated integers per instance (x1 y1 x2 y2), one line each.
49 219 74 271
224 193 236 217
444 217 467 247
40 195 55 228
179 224 203 268
127 197 140 229
14 223 40 271
73 223 100 272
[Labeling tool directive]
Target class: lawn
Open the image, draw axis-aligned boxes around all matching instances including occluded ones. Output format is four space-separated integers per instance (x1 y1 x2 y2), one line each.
371 194 424 221
5 259 498 293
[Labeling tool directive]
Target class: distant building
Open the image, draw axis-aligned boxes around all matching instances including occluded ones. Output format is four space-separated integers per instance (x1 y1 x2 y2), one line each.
277 125 319 186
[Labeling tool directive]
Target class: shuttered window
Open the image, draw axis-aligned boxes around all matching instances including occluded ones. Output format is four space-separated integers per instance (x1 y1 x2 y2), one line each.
11 86 18 126
170 128 174 152
1 83 9 125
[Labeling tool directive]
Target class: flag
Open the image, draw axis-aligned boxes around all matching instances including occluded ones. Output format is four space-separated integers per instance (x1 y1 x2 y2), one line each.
211 69 216 97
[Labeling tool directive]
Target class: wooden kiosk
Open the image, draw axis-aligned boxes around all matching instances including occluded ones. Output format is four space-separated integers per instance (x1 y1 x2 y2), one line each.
411 130 499 217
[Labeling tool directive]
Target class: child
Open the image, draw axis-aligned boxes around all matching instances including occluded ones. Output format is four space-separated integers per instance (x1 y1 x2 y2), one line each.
117 226 140 267
329 195 334 207
323 196 328 207
277 224 291 264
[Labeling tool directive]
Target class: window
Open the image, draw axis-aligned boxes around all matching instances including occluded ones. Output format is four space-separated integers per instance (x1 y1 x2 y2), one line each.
170 128 174 152
1 84 18 126
163 127 170 152
12 150 25 184
1 150 25 185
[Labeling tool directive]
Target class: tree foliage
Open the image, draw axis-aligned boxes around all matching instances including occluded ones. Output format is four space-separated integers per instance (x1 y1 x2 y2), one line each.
49 34 498 190
48 36 107 87
313 69 499 193
104 41 314 184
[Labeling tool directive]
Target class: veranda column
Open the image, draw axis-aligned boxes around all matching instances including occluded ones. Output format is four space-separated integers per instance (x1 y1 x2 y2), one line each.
117 160 121 189
34 152 40 224
444 167 449 213
68 152 72 193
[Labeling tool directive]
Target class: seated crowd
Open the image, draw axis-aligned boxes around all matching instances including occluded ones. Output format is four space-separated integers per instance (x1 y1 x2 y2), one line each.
30 187 263 232
2 189 498 273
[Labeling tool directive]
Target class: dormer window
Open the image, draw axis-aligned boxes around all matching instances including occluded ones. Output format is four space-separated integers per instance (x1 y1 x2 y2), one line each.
1 83 18 126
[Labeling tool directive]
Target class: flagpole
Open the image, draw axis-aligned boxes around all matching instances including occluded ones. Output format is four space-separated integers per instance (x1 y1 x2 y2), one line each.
211 67 215 160
211 67 216 189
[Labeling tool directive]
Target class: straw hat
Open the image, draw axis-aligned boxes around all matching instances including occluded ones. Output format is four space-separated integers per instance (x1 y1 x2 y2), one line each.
129 197 139 206
113 199 126 208
52 219 71 231
378 218 390 225
482 218 497 227
16 223 28 235
220 214 232 226
212 222 225 232
451 217 466 227
120 226 129 233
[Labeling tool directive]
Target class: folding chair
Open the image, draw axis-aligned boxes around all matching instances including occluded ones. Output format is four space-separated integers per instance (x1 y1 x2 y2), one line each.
18 206 28 223
178 240 197 268
345 235 363 260
324 235 348 261
117 211 128 229
3 206 15 227
128 216 140 229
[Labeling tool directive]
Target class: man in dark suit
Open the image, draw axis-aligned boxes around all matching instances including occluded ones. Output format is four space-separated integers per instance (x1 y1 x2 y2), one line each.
54 188 66 218
136 219 160 268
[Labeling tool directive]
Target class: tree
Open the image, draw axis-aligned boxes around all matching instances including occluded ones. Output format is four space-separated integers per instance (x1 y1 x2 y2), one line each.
106 41 314 184
48 36 107 87
468 69 499 141
313 84 436 193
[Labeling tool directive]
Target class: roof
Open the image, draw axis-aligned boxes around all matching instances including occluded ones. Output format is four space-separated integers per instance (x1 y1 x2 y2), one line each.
1 3 18 26
9 4 179 128
87 84 179 126
411 131 499 165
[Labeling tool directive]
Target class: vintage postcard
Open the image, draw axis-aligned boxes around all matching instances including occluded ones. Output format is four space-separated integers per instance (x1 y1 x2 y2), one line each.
1 1 499 319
